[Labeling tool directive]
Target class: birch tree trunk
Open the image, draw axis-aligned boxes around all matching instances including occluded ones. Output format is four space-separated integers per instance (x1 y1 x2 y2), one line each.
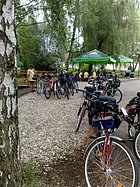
0 1 21 186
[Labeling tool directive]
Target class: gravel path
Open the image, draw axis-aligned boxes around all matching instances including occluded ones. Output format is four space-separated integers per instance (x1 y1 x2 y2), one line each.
19 82 89 166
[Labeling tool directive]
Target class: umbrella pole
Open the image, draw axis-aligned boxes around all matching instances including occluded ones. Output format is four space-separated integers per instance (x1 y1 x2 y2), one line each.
88 64 93 76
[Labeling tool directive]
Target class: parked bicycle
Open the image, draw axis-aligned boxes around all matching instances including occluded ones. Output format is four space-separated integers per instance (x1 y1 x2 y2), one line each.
36 74 46 94
87 75 122 103
125 92 140 161
44 74 62 99
104 76 122 103
75 88 101 132
84 97 139 187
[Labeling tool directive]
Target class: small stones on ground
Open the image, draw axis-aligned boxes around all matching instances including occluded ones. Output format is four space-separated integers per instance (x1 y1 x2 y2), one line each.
19 82 89 167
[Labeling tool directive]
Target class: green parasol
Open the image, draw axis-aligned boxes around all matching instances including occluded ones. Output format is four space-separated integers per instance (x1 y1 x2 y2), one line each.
116 56 133 63
73 49 116 64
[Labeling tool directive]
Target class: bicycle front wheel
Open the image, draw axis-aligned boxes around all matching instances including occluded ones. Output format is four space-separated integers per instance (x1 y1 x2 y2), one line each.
36 81 41 94
134 130 140 162
106 88 122 103
85 137 139 187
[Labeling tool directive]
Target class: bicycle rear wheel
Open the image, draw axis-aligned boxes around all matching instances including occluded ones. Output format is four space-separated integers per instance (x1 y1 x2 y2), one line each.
106 88 122 103
44 86 51 99
63 84 69 100
55 88 62 99
85 136 139 187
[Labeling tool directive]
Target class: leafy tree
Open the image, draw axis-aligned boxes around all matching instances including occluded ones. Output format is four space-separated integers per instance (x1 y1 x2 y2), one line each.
15 0 140 70
80 0 140 56
16 17 43 69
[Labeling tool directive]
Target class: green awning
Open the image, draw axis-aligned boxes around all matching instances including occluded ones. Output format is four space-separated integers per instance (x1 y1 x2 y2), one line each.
73 49 116 65
116 56 133 63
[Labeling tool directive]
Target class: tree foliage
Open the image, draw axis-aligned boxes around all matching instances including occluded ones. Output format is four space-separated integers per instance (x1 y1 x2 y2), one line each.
80 0 140 57
15 0 140 70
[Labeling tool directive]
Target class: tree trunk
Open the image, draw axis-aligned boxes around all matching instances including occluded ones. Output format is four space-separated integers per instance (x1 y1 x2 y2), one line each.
65 15 77 71
0 1 21 186
65 0 79 71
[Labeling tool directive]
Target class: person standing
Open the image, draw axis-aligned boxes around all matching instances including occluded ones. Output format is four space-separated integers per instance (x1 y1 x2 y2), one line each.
84 71 89 81
79 71 83 82
27 64 36 92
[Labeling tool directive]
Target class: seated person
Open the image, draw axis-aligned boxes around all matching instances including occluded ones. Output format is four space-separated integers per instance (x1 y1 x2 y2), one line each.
125 69 131 78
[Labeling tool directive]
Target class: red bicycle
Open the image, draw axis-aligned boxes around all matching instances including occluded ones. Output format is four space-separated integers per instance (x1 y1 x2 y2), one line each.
75 89 98 132
84 100 139 187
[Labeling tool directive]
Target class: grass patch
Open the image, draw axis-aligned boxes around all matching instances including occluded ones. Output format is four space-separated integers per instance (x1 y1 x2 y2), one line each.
21 160 48 187
17 88 30 97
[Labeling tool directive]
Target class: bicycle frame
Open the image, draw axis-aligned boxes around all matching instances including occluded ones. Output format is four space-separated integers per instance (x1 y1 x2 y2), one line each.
103 131 111 171
84 134 123 160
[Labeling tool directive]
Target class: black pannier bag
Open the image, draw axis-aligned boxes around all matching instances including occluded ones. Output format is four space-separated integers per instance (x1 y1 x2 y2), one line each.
98 96 121 129
115 79 121 87
91 96 121 129
90 95 118 112
99 95 118 110
113 114 122 129
129 97 139 105
125 96 140 115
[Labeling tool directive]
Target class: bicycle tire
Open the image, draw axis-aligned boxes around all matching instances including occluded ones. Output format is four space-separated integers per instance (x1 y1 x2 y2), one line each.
128 111 140 140
74 81 79 93
71 86 74 96
64 85 69 100
85 136 139 187
36 81 44 94
106 88 122 103
56 88 62 99
44 86 51 99
36 81 41 94
75 104 87 132
134 129 140 162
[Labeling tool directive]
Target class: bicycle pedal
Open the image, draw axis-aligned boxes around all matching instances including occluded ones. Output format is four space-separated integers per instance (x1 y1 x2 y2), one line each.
128 137 134 141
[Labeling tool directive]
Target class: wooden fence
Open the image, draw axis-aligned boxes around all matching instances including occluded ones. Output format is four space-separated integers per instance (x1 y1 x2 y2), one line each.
17 70 52 87
17 70 52 78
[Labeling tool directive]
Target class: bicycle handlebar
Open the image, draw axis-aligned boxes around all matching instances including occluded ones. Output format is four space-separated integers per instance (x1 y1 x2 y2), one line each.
76 88 119 113
76 88 85 92
76 88 99 99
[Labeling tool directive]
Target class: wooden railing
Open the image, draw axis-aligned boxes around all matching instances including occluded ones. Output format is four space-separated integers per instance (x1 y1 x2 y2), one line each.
17 70 52 87
17 70 52 78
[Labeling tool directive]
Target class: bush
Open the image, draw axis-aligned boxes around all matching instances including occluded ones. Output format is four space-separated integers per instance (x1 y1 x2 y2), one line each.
79 64 89 72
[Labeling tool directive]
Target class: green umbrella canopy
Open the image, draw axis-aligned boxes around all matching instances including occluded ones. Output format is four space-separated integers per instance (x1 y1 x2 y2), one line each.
73 49 116 64
116 55 133 63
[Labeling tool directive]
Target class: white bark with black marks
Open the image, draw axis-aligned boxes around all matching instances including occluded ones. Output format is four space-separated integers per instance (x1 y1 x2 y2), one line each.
0 0 21 186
